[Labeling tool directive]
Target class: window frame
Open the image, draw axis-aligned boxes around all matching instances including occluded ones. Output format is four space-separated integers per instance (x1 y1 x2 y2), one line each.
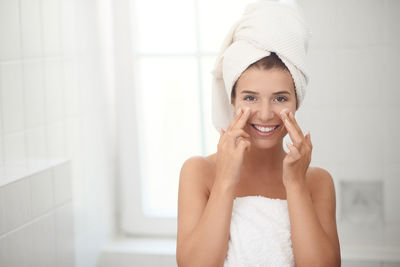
115 0 210 237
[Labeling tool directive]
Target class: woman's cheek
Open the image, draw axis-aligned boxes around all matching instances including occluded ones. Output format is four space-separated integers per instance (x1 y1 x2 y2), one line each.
235 103 252 113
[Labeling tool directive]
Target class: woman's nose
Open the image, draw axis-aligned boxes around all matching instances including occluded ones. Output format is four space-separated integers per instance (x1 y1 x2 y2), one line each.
254 104 275 121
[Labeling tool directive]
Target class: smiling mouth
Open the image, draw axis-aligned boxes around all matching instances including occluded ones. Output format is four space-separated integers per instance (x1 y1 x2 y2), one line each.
250 124 280 133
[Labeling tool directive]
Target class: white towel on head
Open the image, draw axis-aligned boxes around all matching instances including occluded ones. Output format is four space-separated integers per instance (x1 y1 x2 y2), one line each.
211 0 312 132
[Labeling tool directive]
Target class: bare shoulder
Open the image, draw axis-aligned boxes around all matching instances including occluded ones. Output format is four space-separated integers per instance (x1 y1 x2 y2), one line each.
181 153 216 169
306 166 336 200
181 155 213 172
176 155 216 262
179 154 216 197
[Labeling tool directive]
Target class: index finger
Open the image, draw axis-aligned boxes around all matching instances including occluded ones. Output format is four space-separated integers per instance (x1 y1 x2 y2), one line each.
227 107 243 131
233 107 251 130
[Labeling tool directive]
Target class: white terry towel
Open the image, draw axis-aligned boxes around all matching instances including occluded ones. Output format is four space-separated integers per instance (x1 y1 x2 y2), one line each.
223 196 295 266
211 0 312 132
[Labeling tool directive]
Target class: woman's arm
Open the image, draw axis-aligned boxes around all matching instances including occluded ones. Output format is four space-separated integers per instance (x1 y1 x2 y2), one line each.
176 157 236 267
286 167 341 267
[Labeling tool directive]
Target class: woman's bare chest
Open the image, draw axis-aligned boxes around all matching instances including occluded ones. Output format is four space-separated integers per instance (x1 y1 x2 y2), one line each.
234 174 287 200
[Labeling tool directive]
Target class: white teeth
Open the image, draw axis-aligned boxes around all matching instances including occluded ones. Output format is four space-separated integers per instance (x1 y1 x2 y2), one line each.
254 125 277 132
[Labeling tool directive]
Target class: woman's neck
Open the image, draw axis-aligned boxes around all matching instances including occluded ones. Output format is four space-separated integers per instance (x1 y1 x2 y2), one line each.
242 141 287 174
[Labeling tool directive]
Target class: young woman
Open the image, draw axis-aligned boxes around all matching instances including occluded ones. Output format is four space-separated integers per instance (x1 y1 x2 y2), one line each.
176 2 340 267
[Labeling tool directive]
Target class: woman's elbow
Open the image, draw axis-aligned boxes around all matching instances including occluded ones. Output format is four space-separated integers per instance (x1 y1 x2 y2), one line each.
297 252 340 267
319 251 341 267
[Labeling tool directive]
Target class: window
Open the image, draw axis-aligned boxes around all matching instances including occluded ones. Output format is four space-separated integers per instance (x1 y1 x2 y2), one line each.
121 0 256 237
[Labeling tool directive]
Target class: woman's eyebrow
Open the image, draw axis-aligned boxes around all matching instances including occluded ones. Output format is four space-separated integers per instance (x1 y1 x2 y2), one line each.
240 90 259 95
240 90 291 95
272 90 291 95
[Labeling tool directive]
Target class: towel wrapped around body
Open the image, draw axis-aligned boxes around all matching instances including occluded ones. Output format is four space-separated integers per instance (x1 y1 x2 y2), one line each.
223 196 295 267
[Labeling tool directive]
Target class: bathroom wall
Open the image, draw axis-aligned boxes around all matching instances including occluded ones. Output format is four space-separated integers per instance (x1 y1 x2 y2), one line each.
0 161 74 267
0 0 116 266
299 0 400 266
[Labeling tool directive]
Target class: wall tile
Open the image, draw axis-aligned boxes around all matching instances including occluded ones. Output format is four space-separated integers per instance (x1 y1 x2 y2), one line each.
383 164 400 223
53 161 71 205
300 0 339 48
383 107 400 167
60 0 78 56
383 0 400 45
30 169 54 217
20 0 43 58
382 261 400 267
384 223 400 247
336 46 386 108
47 121 66 159
305 48 339 108
24 60 45 127
382 46 400 107
31 214 56 267
44 59 64 123
341 260 381 267
339 220 384 247
0 0 21 60
0 236 9 267
0 89 3 135
64 58 81 117
335 0 384 47
26 126 47 166
3 178 31 232
3 131 26 174
0 134 3 172
66 117 81 160
335 107 385 179
41 0 62 56
0 188 5 235
55 202 75 267
0 63 24 133
6 224 33 267
296 106 339 168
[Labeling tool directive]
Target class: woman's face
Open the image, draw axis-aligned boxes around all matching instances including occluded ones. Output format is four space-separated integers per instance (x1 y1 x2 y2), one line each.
232 67 297 149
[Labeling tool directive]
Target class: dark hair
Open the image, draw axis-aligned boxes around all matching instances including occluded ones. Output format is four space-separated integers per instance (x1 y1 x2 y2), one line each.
230 52 297 108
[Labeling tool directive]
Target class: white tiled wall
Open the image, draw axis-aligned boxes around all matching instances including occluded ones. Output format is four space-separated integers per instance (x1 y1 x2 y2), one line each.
0 0 115 267
0 161 74 267
0 0 72 186
299 0 400 264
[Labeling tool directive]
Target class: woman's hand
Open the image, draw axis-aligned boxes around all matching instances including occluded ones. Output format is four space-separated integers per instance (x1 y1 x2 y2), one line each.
280 109 313 188
215 107 252 188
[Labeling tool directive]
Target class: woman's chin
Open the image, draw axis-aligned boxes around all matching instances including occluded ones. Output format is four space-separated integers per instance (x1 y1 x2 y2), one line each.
250 138 282 149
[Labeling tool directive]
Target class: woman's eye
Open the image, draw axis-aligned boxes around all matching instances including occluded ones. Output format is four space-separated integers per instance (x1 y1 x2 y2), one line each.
275 96 288 102
244 95 256 101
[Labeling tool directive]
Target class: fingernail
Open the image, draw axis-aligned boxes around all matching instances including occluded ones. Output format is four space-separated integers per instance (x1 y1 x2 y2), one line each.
244 107 250 114
280 108 288 115
236 108 242 115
